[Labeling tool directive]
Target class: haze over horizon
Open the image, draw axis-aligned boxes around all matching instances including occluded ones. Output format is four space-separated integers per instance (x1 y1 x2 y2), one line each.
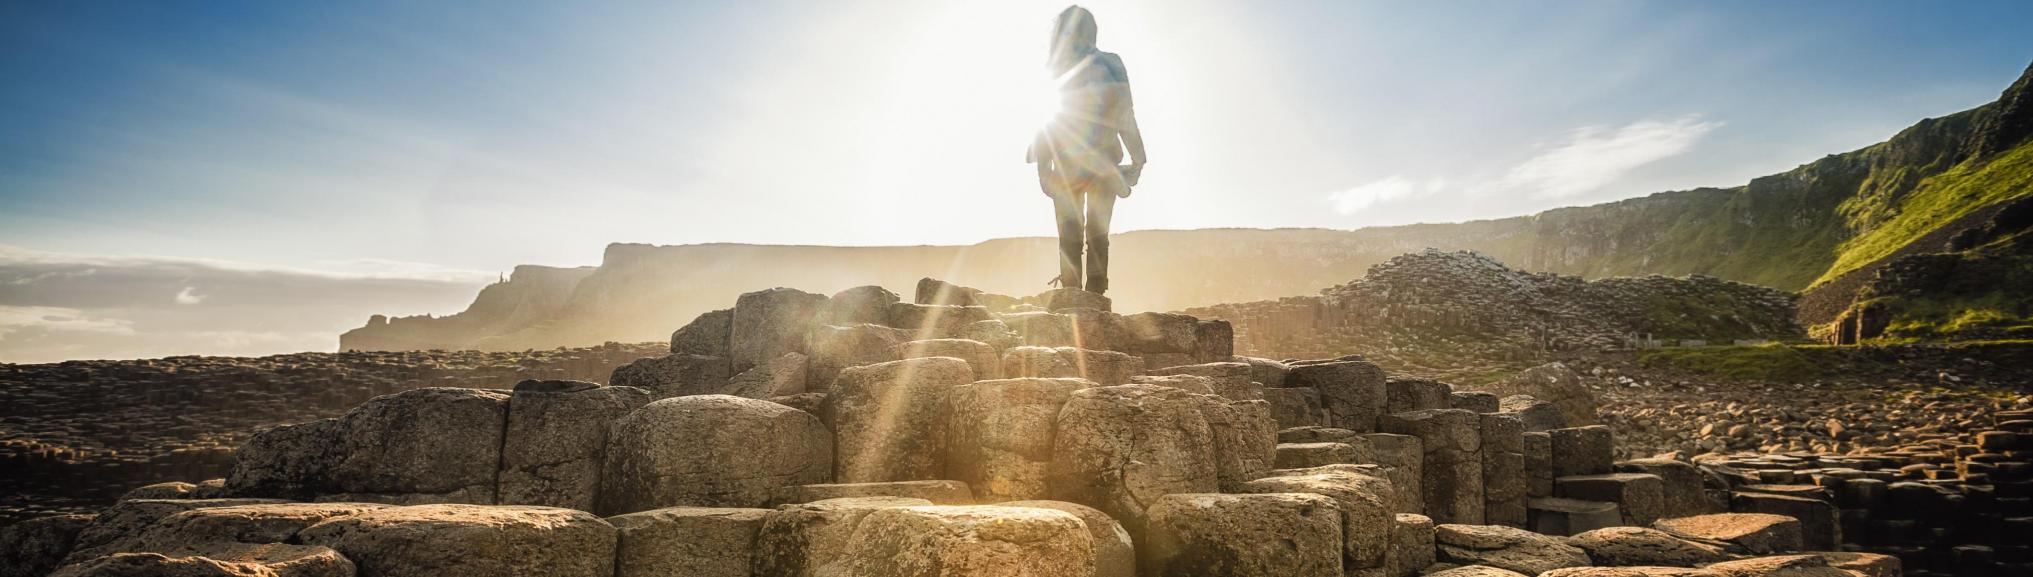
5 0 2033 362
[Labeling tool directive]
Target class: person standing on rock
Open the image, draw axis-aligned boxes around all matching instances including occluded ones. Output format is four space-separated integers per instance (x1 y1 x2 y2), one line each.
1029 5 1145 295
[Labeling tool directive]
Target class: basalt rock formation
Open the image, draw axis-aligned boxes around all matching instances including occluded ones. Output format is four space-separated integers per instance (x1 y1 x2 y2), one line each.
1182 250 1802 380
12 281 2028 577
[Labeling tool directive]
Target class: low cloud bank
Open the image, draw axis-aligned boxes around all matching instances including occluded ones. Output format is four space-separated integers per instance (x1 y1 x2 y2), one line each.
0 246 488 363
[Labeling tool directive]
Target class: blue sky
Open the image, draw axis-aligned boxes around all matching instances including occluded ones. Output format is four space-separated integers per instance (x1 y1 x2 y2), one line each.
1 1 2030 361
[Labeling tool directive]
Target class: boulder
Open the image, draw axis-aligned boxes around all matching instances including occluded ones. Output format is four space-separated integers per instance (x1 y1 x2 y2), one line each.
1702 555 1856 577
753 497 935 577
52 544 353 577
1650 513 1804 555
1193 320 1234 363
724 353 810 399
888 302 995 341
1549 426 1614 477
1389 514 1436 577
1364 433 1426 515
1278 442 1361 469
672 308 734 357
608 507 770 577
804 324 910 392
1380 409 1484 524
825 505 1094 577
1001 500 1137 577
1568 527 1729 567
1120 312 1199 354
1263 387 1325 427
299 504 616 577
769 481 975 506
1433 523 1591 576
1130 374 1218 394
917 278 993 308
1238 357 1290 387
770 392 828 415
729 287 829 373
1146 362 1262 401
1386 377 1452 414
227 388 507 504
822 285 900 326
599 395 832 513
1728 493 1839 551
120 482 196 501
1001 312 1079 348
1537 569 1725 577
64 499 289 566
1142 493 1344 577
1048 384 1219 539
609 354 733 399
1557 473 1666 526
1487 363 1599 427
1039 288 1111 312
500 380 651 510
1 513 94 577
947 377 1093 501
1199 398 1279 492
1426 567 1531 577
1448 391 1499 413
1281 426 1361 444
960 319 1023 352
1813 552 1901 577
1499 395 1563 432
1003 346 1141 385
1526 498 1621 537
1617 459 1726 519
824 357 974 483
90 503 386 563
896 338 1003 380
1240 470 1394 570
1288 360 1388 432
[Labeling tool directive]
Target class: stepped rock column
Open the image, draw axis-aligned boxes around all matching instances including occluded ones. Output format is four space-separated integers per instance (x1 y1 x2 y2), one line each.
1380 409 1484 524
823 357 975 483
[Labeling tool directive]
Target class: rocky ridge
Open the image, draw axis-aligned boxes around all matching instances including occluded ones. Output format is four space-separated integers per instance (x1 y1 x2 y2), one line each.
6 280 2027 577
1183 249 1802 380
0 344 664 525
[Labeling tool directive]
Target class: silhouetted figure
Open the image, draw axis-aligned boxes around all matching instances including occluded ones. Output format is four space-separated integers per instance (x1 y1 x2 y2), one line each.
1029 5 1145 295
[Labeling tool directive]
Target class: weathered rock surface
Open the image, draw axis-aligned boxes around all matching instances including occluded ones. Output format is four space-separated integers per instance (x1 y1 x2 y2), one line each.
500 380 651 510
1003 346 1141 386
769 481 974 506
729 287 829 374
824 357 974 483
946 378 1093 502
1141 493 1344 577
1199 398 1278 491
804 324 910 392
2 513 94 577
1288 360 1388 432
1650 513 1803 555
724 353 811 399
1001 500 1136 577
52 543 354 577
752 497 933 577
1702 555 1857 577
298 504 616 577
608 506 769 577
1381 409 1484 524
896 339 1003 380
1048 384 1219 539
608 353 732 399
1567 526 1728 567
1433 523 1592 576
1390 513 1437 577
825 505 1094 577
599 395 832 513
1240 468 1393 570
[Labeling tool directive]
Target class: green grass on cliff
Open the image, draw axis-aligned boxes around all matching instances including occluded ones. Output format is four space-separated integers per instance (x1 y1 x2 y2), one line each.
1816 141 2033 286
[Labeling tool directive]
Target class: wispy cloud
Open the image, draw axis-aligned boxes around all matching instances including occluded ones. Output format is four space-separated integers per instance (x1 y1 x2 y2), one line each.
1328 176 1445 214
1501 116 1721 199
175 286 206 305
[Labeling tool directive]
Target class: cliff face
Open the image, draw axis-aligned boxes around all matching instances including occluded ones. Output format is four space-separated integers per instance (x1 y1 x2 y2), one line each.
340 264 594 351
347 62 2033 352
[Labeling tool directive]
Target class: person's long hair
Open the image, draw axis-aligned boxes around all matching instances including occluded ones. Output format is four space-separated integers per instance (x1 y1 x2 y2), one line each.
1048 6 1097 76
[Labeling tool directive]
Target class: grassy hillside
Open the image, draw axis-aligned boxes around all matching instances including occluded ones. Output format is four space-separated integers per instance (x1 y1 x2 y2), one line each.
1820 139 2033 285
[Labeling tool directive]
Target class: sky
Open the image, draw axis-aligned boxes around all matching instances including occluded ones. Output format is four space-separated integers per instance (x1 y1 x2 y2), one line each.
3 0 2032 362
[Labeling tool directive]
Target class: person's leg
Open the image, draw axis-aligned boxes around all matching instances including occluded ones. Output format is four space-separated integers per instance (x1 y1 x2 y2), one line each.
1050 185 1086 290
1084 176 1123 294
